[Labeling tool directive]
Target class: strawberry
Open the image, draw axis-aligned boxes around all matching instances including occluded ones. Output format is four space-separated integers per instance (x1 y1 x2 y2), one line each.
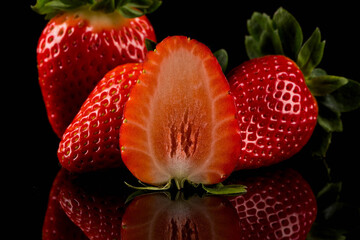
42 169 87 240
227 169 317 240
121 193 241 240
119 36 242 189
32 0 160 138
228 7 355 169
228 55 318 169
58 63 142 172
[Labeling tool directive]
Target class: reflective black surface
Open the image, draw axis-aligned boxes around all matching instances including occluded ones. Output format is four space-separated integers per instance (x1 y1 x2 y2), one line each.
12 0 360 239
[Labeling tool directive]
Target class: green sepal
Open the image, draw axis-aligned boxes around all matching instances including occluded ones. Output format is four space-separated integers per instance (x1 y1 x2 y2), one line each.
319 79 360 113
124 179 172 191
307 124 333 159
317 105 343 133
297 28 325 77
200 183 247 196
145 38 157 51
213 49 229 73
32 0 162 19
245 12 284 59
90 0 116 13
272 7 303 59
306 75 348 96
32 0 91 19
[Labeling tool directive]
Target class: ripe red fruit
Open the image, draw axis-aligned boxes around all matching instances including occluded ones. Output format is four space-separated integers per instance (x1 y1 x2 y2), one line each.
33 1 157 137
58 63 142 172
228 55 318 170
227 169 317 240
121 193 241 239
120 36 241 189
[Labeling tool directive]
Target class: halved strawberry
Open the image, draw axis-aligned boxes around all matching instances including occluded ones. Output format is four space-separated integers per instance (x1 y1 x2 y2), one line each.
58 63 142 172
120 36 241 189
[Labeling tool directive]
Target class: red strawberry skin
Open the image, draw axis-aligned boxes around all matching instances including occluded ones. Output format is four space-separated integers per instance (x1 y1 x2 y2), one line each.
58 63 142 172
37 10 155 138
228 55 318 170
227 169 317 240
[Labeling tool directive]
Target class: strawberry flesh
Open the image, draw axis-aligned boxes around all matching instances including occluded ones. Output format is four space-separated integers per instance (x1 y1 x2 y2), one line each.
120 36 241 187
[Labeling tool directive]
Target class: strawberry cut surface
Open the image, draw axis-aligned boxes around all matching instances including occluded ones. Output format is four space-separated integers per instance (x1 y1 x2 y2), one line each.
120 36 241 187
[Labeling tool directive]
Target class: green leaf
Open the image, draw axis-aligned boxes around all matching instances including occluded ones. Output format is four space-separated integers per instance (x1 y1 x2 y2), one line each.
310 126 333 158
258 29 284 56
90 0 116 13
317 104 343 132
213 49 228 73
145 38 156 51
117 0 162 17
319 79 360 113
201 183 247 196
307 75 348 96
245 36 262 59
124 179 172 191
247 12 272 41
307 223 347 240
32 0 162 19
297 28 325 77
32 0 91 19
273 7 303 59
245 11 284 58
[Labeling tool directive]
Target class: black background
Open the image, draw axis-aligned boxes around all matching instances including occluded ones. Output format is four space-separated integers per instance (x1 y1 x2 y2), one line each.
8 0 360 239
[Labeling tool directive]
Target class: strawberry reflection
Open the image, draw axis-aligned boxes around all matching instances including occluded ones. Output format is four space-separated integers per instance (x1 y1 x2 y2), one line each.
121 193 241 240
226 168 317 240
42 167 317 240
42 169 88 240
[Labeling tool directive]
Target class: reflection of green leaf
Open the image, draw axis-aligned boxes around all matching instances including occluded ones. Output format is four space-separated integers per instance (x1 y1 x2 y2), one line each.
307 223 346 240
201 183 247 195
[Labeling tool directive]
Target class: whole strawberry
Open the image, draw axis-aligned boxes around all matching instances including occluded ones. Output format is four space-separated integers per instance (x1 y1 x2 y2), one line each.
228 55 318 169
32 0 160 138
58 63 142 172
229 8 354 169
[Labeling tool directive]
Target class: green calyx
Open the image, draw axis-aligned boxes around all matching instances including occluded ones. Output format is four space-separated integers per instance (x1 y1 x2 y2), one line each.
245 7 360 158
124 179 247 196
31 0 162 19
